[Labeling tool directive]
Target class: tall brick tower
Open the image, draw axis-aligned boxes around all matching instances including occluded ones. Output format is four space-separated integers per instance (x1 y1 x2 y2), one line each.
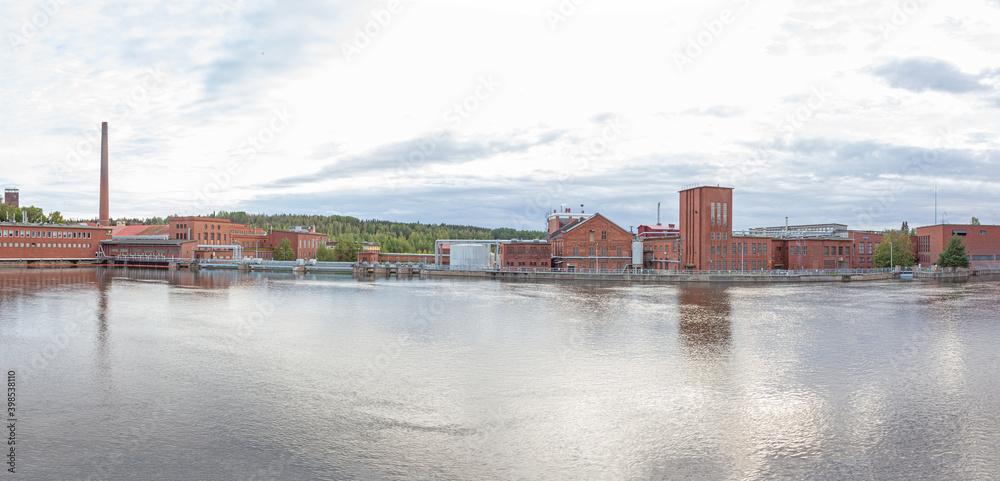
98 122 110 226
3 188 17 208
679 185 733 270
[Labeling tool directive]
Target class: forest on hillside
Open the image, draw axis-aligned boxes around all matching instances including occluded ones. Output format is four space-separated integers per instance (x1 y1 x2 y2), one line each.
209 211 546 253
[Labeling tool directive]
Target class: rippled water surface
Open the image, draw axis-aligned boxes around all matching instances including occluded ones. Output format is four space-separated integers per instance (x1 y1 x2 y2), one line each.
2 268 1000 480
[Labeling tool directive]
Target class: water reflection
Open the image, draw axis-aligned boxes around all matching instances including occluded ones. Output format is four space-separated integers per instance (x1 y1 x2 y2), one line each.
678 285 732 355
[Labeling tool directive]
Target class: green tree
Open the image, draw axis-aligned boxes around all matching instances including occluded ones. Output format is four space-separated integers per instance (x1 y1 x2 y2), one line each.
22 206 45 223
273 238 294 261
872 229 916 268
48 211 65 224
316 244 337 262
971 217 981 226
333 242 362 262
936 235 970 268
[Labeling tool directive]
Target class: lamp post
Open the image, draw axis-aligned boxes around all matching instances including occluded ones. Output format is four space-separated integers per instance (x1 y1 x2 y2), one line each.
890 241 893 271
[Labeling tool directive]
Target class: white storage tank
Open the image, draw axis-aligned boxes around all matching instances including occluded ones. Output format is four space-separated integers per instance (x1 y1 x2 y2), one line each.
632 241 643 266
451 244 491 268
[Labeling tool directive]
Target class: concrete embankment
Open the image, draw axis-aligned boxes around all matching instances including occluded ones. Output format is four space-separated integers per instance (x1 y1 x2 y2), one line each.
0 259 104 269
420 269 898 283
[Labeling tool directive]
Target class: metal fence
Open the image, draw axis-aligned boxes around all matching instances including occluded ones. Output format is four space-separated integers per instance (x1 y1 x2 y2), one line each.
421 265 897 277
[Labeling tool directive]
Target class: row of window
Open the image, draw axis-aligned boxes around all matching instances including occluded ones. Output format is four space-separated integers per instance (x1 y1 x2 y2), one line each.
708 260 764 270
710 202 728 227
572 247 624 256
646 243 679 252
822 246 852 256
2 243 92 249
509 246 548 254
710 232 728 240
2 230 93 239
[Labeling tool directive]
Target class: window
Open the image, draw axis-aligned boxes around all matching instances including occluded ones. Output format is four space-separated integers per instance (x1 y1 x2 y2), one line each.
722 233 726 240
763 244 766 255
981 230 987 236
589 247 595 256
846 247 850 255
711 232 715 240
602 247 607 256
711 246 716 255
803 246 807 255
601 230 607 240
752 243 757 255
590 231 595 242
617 247 622 256
711 202 716 226
825 246 829 256
838 246 843 255
723 261 727 270
573 247 579 256
723 246 727 255
723 203 728 226
732 243 736 254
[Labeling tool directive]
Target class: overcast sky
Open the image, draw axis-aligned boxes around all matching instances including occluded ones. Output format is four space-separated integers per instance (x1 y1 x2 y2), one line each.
1 0 998 232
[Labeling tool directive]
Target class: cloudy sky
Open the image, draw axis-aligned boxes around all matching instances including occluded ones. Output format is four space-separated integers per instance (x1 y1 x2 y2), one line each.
1 0 998 232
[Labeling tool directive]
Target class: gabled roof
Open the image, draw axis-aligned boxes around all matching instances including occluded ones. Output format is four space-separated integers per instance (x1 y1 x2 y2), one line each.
548 213 631 239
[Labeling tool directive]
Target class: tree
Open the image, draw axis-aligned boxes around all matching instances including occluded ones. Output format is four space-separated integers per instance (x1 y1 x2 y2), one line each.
316 244 337 262
48 211 65 224
21 206 45 223
333 241 362 262
872 229 916 268
971 217 981 226
273 238 294 261
936 235 970 268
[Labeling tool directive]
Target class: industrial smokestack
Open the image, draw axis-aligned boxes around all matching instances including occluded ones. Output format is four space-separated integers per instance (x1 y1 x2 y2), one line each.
657 202 661 224
99 122 109 226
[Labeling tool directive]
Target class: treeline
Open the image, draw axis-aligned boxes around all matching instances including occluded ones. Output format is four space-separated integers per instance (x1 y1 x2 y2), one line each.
210 211 546 253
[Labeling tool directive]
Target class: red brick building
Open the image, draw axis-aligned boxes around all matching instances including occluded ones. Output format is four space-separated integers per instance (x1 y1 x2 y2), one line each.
641 235 681 270
679 186 732 270
849 231 884 269
549 213 632 271
231 223 271 260
265 229 328 261
168 216 232 244
499 240 551 270
915 224 1000 267
1 222 112 259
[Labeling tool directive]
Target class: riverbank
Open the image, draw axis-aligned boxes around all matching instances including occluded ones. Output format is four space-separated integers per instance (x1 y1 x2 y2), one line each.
419 268 898 283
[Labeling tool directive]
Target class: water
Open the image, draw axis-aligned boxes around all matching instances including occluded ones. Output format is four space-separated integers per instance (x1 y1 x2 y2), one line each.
2 268 999 480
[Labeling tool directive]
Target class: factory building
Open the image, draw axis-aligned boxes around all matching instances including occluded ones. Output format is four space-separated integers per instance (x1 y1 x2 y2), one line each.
499 240 551 270
548 212 633 271
915 224 1000 268
0 223 112 260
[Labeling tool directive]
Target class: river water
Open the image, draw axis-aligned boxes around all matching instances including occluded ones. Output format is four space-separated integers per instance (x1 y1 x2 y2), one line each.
1 268 999 480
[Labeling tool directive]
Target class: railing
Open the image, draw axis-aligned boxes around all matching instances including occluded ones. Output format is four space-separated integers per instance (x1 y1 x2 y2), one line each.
421 265 896 276
111 254 190 262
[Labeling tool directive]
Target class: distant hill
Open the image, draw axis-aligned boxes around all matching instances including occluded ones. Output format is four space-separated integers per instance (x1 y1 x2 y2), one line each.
208 211 546 253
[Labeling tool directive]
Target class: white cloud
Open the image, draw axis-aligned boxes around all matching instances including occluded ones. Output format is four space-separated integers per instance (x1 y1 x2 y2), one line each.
1 0 998 230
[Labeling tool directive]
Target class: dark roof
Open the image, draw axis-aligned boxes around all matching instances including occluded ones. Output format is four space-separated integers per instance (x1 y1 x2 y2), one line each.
548 213 630 239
